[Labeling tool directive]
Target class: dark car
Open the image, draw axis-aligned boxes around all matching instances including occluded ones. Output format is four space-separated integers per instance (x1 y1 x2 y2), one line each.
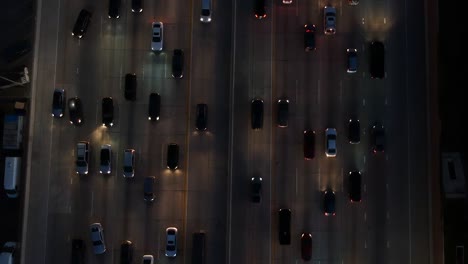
323 190 336 216
254 0 266 19
108 0 120 18
71 239 85 264
303 130 315 160
196 104 208 131
347 48 358 73
172 49 184 78
124 73 136 101
251 99 264 130
68 97 83 125
72 9 91 38
148 93 161 121
369 41 384 79
1 40 31 63
131 0 142 12
348 119 360 144
120 240 133 264
301 233 312 261
102 97 114 127
279 208 291 245
250 176 262 203
167 143 179 170
372 123 385 153
277 99 289 127
52 88 65 118
144 176 155 202
349 171 362 202
304 24 316 51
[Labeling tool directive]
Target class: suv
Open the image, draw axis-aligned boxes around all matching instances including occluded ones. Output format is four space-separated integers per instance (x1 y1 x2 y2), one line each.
124 73 137 101
148 93 161 121
52 88 65 118
108 0 120 18
278 208 291 245
347 48 358 73
369 41 385 79
250 176 262 203
72 9 91 38
131 0 142 12
90 223 106 254
303 130 315 160
71 239 85 264
167 143 179 170
76 141 89 174
68 97 83 125
277 99 289 127
144 176 155 202
348 119 360 144
325 128 337 157
123 149 135 178
251 99 264 130
172 49 184 78
102 97 114 127
196 104 208 131
349 171 361 202
304 24 316 51
100 144 112 174
120 240 133 264
324 6 336 35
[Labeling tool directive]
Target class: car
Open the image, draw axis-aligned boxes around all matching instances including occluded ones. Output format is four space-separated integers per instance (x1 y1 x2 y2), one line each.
131 0 142 12
278 208 291 245
283 0 292 3
108 0 120 18
254 0 266 19
349 171 362 202
277 99 289 127
144 176 155 202
100 144 112 174
142 255 154 264
167 143 179 170
52 88 65 117
301 233 312 261
124 73 136 101
304 24 316 51
71 239 85 264
165 227 178 257
250 176 262 203
348 119 360 144
172 49 184 78
68 97 83 125
324 6 336 35
72 9 91 38
120 240 133 264
123 149 135 178
200 0 212 22
347 48 358 73
303 130 315 160
102 97 114 127
369 41 385 79
251 99 264 130
148 93 161 121
151 22 163 51
348 0 359 5
0 242 16 264
90 223 106 254
76 141 89 174
372 123 385 153
196 104 208 131
325 128 337 157
323 190 336 216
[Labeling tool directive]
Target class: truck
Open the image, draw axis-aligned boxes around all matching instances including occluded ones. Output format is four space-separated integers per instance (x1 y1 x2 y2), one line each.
2 114 24 150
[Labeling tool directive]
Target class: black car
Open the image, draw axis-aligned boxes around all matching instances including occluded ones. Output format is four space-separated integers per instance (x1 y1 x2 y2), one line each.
131 0 142 12
323 190 336 216
303 130 315 160
250 176 262 203
71 239 85 264
304 24 316 51
148 93 161 121
251 99 264 130
277 99 289 127
120 240 133 264
144 176 155 202
124 73 137 101
195 104 208 131
348 119 360 144
72 9 91 38
102 97 114 127
52 88 65 118
68 97 83 125
372 123 385 153
167 143 179 170
108 0 120 18
349 171 362 202
172 49 184 78
369 41 384 79
301 233 312 261
278 208 291 245
254 0 266 19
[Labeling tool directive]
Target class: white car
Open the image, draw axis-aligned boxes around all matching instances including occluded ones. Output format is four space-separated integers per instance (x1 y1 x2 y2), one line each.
142 255 154 264
283 0 292 3
90 223 106 254
324 6 336 35
151 22 163 51
165 227 177 257
325 128 337 157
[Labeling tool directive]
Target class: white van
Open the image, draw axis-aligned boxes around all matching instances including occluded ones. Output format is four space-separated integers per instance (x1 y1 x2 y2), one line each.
0 242 16 264
3 157 21 198
200 0 211 23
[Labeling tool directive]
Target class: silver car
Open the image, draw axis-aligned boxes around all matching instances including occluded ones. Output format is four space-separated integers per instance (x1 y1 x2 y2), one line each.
76 141 89 174
165 227 177 257
123 149 135 178
90 223 106 254
324 6 336 35
325 128 337 157
151 22 163 51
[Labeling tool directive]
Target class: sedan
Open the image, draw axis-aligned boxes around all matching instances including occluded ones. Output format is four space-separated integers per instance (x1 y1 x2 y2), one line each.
131 0 142 12
277 99 289 127
303 130 315 160
148 93 161 121
167 143 179 170
251 99 264 129
301 233 312 261
90 223 106 254
254 0 266 19
349 171 362 202
196 104 208 131
123 149 135 178
372 123 385 153
172 49 184 78
100 144 112 174
165 227 177 257
347 48 358 73
68 97 83 125
324 5 336 35
52 88 65 117
323 190 336 216
120 240 133 264
142 255 154 264
304 24 316 51
325 128 337 157
250 176 262 203
102 97 114 127
348 119 360 144
151 22 163 51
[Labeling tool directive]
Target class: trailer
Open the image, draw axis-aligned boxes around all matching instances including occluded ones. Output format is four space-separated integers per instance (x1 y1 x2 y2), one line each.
2 114 24 150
